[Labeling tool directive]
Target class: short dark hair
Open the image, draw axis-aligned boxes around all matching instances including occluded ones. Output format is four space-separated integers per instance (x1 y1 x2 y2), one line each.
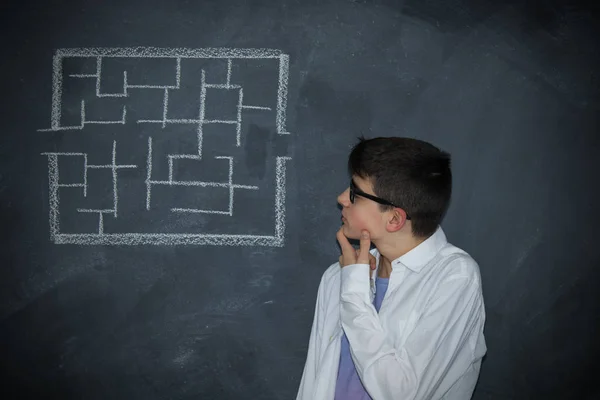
347 136 452 238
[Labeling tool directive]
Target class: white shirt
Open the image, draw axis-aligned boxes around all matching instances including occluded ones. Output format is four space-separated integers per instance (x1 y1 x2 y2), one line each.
296 226 487 400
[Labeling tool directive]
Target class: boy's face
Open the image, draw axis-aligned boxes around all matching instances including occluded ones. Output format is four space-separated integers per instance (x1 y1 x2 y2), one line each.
337 175 388 240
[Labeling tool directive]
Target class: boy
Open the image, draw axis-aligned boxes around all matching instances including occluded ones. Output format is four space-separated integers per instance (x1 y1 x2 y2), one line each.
296 137 487 399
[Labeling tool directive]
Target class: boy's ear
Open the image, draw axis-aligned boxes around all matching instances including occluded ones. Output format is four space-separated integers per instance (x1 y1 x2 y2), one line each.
387 208 406 232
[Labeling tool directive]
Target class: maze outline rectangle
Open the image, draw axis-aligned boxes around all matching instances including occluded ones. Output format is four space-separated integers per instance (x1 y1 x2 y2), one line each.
39 47 292 246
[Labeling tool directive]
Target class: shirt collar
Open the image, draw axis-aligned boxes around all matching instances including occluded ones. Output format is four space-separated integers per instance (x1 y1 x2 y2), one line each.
372 225 448 273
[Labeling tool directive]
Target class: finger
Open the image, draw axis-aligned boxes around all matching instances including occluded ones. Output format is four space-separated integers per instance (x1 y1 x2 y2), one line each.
357 230 371 264
358 249 374 270
336 227 355 255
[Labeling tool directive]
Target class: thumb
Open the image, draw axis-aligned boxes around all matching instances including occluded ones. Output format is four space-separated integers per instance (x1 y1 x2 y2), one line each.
357 230 371 264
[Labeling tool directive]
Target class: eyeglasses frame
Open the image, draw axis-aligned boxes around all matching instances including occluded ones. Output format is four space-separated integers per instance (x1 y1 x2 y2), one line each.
349 179 412 220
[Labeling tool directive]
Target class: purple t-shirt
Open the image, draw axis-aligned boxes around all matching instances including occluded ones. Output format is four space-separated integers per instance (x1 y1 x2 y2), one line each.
335 277 389 400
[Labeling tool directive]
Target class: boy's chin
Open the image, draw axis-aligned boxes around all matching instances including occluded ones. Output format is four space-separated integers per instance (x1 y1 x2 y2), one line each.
341 225 361 240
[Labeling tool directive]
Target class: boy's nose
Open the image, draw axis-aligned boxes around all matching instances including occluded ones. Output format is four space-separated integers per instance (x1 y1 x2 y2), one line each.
337 188 351 207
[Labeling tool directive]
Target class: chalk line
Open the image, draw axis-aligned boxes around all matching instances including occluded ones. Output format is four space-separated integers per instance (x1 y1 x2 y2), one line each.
137 119 201 124
41 154 60 240
232 184 260 189
276 54 291 135
127 84 179 89
169 154 201 160
275 156 292 239
171 208 230 214
163 88 169 128
82 100 127 125
168 154 174 183
38 126 82 131
198 69 206 158
41 152 86 156
227 59 232 86
203 120 238 124
176 57 181 88
204 83 241 90
86 164 137 169
112 140 118 217
53 233 284 246
146 136 153 210
218 156 234 215
51 54 62 130
236 89 243 146
147 180 258 189
56 47 283 59
96 57 128 98
83 153 88 197
242 105 271 110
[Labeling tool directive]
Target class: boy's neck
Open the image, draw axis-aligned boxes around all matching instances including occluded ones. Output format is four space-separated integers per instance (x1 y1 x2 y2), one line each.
377 257 393 278
376 234 428 278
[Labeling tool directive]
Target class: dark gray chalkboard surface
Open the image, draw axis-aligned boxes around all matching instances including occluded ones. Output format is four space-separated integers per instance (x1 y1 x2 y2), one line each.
1 0 599 399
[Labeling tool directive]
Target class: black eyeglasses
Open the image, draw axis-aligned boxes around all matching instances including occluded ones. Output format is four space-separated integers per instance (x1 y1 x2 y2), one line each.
349 180 411 220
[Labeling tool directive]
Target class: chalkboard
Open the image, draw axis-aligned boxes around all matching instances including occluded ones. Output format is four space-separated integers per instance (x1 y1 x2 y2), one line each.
1 0 599 399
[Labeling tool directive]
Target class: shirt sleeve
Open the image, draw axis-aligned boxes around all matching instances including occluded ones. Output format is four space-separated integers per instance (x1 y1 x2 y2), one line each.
296 272 326 400
340 262 483 400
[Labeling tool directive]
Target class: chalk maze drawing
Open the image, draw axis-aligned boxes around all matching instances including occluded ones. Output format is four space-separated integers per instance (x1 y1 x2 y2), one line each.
39 47 292 246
